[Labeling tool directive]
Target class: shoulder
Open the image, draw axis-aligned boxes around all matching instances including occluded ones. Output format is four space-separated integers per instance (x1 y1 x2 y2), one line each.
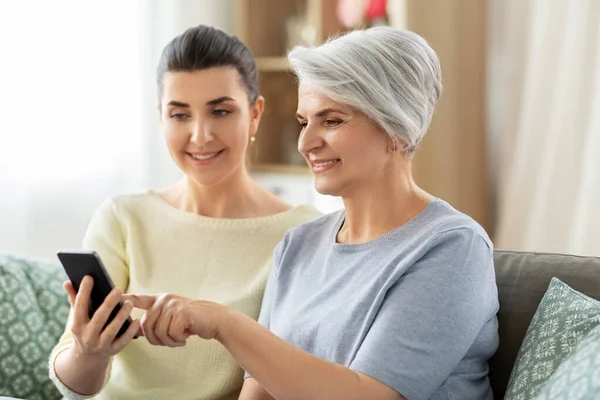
282 205 324 226
419 199 492 252
283 210 342 241
409 201 495 286
255 205 324 245
87 191 159 231
83 192 153 248
94 190 157 217
403 202 497 309
106 190 156 211
274 210 342 256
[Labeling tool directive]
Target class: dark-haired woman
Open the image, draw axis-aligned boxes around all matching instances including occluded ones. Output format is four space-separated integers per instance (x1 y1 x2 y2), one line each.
48 25 320 400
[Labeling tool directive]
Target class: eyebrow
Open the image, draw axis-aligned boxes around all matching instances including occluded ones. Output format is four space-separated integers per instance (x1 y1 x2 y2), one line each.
167 100 190 108
207 96 235 106
166 96 236 108
295 108 348 120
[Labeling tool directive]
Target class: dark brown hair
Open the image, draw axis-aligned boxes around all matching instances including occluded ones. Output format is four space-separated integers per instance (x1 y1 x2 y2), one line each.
157 25 258 104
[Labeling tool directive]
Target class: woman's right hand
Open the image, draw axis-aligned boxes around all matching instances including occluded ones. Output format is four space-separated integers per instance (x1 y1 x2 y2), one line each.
63 275 140 361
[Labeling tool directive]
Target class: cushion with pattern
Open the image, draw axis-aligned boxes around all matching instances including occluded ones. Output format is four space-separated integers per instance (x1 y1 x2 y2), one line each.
535 323 600 399
0 253 69 400
505 278 600 400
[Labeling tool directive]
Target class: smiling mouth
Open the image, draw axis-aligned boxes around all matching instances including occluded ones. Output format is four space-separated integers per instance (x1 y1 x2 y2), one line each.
312 159 341 168
187 150 224 160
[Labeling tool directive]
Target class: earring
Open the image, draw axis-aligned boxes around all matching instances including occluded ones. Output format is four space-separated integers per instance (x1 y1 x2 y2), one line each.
250 135 256 145
391 144 397 152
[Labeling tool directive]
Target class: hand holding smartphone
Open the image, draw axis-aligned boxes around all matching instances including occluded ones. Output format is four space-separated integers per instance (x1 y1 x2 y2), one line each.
57 250 138 339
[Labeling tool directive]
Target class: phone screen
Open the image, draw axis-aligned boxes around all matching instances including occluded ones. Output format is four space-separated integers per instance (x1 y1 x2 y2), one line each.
57 250 136 338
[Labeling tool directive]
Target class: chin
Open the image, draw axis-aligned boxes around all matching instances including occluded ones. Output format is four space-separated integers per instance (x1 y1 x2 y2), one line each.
313 179 343 197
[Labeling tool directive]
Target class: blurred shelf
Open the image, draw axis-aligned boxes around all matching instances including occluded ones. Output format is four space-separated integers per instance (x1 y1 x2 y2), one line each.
256 57 290 72
237 0 345 172
250 163 311 175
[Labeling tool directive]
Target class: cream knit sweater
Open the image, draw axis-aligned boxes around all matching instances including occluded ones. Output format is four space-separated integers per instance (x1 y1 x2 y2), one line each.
49 190 321 400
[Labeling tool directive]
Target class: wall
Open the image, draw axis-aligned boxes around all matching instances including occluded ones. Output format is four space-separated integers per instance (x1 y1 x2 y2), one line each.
407 0 490 231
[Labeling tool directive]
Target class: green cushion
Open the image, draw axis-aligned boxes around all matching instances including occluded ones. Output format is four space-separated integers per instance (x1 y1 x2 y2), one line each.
535 324 600 399
505 278 600 400
0 253 69 400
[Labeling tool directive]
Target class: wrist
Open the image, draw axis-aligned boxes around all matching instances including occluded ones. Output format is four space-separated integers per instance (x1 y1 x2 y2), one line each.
214 304 237 344
68 345 110 370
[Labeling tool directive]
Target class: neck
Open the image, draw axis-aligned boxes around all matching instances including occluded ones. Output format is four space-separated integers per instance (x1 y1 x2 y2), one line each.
337 165 433 244
178 167 260 218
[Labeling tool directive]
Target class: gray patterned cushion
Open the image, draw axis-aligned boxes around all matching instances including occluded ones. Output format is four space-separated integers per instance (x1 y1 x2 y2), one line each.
0 254 69 400
536 324 600 399
505 278 600 400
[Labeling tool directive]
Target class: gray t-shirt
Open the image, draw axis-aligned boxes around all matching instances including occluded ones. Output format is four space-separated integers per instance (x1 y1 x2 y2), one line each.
255 199 499 400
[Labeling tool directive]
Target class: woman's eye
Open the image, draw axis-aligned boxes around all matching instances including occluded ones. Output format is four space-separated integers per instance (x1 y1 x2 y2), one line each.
170 113 189 121
299 121 308 129
213 109 231 117
324 119 342 127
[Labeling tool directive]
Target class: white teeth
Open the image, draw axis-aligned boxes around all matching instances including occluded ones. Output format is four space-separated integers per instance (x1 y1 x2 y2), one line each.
191 152 220 160
313 160 339 167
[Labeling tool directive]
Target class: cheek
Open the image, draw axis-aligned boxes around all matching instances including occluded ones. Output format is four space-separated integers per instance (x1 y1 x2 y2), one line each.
221 118 249 149
329 130 365 158
359 145 386 169
345 126 386 160
335 134 382 169
163 123 188 149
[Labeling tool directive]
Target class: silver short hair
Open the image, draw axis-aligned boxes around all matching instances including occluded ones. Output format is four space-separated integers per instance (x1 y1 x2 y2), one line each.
288 27 442 154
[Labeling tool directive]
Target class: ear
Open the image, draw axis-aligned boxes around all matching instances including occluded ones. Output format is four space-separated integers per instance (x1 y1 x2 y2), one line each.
249 96 265 136
387 138 398 153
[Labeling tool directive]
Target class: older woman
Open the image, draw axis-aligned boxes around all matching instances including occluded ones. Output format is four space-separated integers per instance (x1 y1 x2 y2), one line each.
129 27 499 400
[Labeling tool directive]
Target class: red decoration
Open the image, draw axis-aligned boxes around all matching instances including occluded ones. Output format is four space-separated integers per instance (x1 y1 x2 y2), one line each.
365 0 387 20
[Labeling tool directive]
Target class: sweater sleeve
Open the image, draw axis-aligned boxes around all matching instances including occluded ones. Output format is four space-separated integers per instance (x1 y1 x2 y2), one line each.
48 197 130 399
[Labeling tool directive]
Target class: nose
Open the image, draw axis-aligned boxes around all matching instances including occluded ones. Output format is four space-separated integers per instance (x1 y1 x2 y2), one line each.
297 123 323 155
190 119 213 145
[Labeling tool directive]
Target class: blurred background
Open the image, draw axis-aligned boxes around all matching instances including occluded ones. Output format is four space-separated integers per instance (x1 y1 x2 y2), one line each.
0 0 598 260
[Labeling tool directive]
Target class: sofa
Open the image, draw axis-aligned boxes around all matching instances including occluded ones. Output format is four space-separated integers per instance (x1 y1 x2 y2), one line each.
0 253 69 400
490 251 600 399
1 250 599 399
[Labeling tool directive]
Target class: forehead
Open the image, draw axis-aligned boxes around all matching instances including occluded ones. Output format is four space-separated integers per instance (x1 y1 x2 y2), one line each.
297 81 341 111
162 67 245 102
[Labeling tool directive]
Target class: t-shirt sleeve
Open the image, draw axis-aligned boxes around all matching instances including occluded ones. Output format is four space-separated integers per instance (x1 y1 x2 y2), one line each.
244 236 286 379
257 237 286 330
349 228 498 400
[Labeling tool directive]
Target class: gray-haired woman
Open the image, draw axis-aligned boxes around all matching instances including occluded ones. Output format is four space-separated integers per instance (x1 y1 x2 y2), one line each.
128 27 499 400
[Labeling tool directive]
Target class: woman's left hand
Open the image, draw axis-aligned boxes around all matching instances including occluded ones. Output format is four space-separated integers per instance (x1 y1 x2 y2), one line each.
123 293 226 347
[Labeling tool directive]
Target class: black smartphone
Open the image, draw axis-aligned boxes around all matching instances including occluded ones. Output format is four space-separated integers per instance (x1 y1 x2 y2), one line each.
57 250 137 339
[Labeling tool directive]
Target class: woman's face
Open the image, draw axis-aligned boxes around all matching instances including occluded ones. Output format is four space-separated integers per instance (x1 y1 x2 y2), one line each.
160 67 263 187
296 81 394 197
